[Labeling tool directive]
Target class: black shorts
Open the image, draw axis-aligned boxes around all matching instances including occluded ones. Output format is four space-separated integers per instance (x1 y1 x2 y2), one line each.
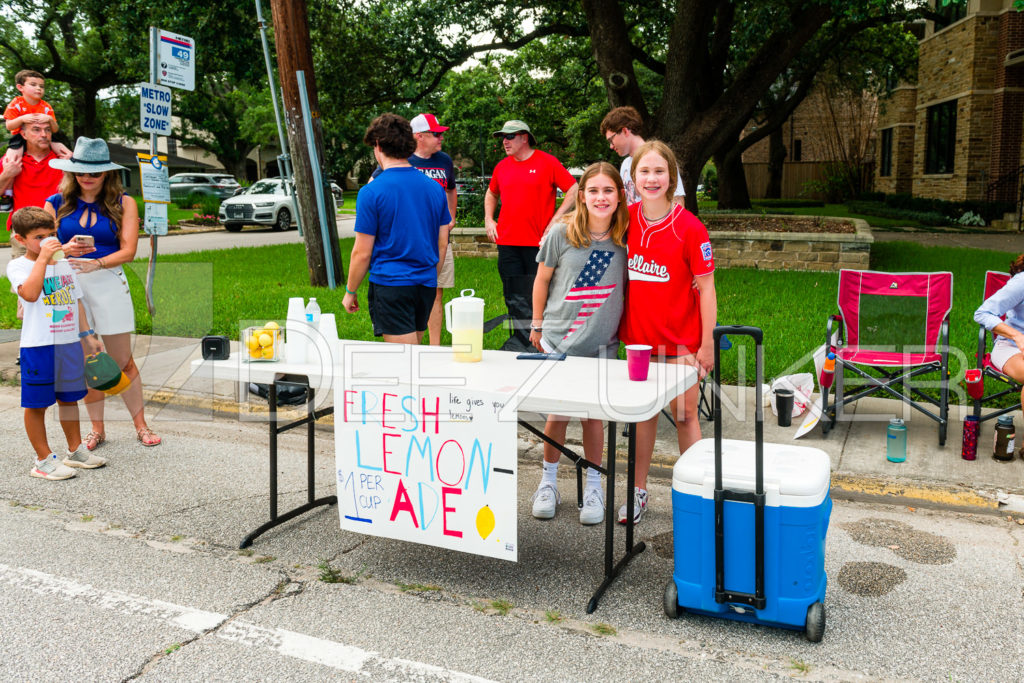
367 283 435 337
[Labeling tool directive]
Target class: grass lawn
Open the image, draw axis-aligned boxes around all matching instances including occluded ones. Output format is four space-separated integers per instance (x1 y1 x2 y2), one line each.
131 196 208 226
0 238 1014 404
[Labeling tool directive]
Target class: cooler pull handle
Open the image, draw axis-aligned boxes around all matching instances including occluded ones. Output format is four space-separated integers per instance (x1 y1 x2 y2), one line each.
711 325 766 610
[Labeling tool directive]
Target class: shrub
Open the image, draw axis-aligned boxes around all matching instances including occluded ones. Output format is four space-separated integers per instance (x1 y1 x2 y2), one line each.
195 194 221 216
845 200 950 226
456 192 485 227
189 213 220 226
179 193 222 216
879 193 1013 225
957 211 986 227
752 199 825 208
700 161 718 201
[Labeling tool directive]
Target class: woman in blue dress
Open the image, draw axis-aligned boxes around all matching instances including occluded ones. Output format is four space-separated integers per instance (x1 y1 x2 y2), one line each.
45 137 161 450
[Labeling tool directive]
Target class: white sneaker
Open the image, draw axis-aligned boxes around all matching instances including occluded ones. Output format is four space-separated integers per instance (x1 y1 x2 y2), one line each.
30 454 76 481
617 487 648 524
531 482 560 519
63 446 107 469
579 487 605 525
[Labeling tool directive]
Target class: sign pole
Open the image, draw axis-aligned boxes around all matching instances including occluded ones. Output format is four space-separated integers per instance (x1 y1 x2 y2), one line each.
145 26 159 317
296 71 335 289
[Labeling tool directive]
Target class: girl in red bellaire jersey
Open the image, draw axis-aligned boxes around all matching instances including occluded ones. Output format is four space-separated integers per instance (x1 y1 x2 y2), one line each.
617 140 717 524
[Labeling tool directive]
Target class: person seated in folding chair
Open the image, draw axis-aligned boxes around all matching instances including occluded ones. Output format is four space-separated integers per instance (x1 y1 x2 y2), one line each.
974 254 1024 415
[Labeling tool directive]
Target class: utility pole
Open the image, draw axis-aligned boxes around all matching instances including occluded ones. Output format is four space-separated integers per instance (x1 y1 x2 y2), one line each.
268 0 343 287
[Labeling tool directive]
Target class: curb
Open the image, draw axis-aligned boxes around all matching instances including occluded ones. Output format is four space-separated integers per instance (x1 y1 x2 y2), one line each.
828 473 1001 513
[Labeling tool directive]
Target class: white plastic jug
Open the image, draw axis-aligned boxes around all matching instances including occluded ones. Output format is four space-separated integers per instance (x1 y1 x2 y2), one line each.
445 289 484 362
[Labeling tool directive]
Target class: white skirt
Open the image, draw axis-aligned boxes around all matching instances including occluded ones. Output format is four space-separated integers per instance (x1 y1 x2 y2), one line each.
77 265 136 335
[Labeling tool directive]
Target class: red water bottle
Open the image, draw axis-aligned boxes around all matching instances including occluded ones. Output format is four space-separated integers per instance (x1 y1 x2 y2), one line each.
820 352 836 389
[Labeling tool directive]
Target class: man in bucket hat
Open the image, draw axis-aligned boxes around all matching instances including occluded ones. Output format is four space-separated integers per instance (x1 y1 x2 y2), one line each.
485 120 577 351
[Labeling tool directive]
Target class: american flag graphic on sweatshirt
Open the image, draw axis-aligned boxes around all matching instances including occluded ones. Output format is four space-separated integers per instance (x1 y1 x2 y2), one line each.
562 250 616 341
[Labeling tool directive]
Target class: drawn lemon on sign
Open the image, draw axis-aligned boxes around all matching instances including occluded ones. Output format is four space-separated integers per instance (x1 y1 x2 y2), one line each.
476 505 495 540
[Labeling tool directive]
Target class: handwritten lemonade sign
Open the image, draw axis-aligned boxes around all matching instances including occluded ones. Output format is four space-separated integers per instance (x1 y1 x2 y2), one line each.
335 383 518 561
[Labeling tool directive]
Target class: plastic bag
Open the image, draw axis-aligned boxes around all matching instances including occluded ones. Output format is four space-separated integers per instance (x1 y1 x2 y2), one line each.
761 373 814 418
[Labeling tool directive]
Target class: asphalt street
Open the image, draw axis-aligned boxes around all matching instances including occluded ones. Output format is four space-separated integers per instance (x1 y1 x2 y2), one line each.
2 220 1023 679
0 387 1022 681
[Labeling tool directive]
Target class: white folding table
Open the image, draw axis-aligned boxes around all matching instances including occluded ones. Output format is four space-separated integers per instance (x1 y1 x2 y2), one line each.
191 341 695 612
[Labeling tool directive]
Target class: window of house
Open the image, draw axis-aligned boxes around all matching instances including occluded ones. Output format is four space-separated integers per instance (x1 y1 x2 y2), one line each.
879 128 893 177
934 0 967 31
792 139 802 162
925 100 957 174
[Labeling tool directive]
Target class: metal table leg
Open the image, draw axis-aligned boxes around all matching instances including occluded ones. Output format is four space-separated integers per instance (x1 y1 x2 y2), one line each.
587 421 646 613
240 378 337 548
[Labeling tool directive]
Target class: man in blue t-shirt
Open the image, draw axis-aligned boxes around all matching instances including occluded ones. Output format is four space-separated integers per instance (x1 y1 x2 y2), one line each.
369 113 457 345
343 114 451 344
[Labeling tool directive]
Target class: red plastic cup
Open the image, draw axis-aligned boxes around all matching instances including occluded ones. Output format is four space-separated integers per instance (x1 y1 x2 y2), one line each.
965 369 984 400
626 344 652 381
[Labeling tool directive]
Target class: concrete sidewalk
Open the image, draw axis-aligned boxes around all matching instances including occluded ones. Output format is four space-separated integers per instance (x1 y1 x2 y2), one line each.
0 333 1021 513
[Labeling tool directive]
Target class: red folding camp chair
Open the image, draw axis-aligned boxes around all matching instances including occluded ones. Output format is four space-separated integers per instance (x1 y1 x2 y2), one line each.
821 270 952 445
973 271 1022 422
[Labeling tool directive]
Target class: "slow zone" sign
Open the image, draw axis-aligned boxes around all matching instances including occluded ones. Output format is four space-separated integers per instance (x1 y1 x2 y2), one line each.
139 83 172 136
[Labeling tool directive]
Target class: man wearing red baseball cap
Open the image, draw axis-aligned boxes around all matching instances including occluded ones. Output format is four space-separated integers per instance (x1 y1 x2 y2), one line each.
369 112 457 345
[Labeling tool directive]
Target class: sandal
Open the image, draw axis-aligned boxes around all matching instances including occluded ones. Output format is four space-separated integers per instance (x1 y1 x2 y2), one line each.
137 426 161 447
84 431 105 451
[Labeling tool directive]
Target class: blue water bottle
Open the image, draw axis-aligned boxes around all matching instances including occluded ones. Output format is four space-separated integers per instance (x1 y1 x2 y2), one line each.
886 418 907 463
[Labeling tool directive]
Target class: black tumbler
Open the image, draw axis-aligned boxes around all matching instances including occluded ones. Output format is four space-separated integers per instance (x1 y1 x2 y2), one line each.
775 388 794 427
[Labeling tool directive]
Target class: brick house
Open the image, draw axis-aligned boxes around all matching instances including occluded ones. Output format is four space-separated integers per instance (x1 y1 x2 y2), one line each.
876 0 1024 203
742 88 878 199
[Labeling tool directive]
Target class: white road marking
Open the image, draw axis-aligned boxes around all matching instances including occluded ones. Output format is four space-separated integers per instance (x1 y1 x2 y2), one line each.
0 562 494 681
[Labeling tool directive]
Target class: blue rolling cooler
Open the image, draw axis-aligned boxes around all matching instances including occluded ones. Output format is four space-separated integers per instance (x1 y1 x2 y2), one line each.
664 326 832 642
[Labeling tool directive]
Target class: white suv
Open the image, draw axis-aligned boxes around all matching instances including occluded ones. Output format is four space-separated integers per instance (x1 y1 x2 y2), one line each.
219 178 341 232
219 178 297 232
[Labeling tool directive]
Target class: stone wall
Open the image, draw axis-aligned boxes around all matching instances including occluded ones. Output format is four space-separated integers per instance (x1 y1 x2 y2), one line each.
450 217 873 272
450 228 497 259
706 218 872 272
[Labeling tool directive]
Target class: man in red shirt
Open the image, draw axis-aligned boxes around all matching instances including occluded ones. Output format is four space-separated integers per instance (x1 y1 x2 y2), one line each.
0 119 63 257
484 120 577 350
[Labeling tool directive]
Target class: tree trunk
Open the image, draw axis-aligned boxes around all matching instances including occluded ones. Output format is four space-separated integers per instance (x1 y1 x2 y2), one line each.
270 0 343 288
677 155 703 214
67 85 101 139
218 155 249 180
714 149 751 210
81 87 101 139
581 0 650 118
765 127 787 199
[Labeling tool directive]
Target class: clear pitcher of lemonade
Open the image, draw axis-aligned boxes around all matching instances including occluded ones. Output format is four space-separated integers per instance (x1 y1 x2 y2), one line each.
445 289 484 362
